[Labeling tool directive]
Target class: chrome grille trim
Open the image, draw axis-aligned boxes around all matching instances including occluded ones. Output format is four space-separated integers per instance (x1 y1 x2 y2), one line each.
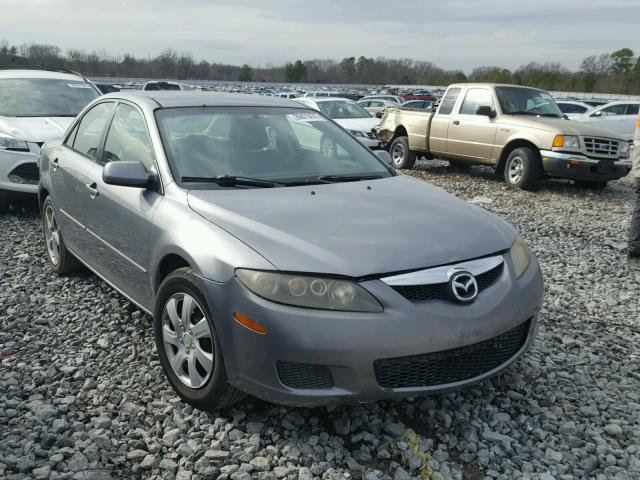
381 255 504 286
582 137 619 157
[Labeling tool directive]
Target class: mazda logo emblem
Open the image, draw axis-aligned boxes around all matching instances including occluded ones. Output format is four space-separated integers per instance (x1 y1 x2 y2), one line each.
448 271 479 303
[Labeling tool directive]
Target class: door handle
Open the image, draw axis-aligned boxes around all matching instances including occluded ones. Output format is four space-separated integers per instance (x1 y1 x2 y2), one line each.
51 158 59 171
452 120 460 126
85 183 99 199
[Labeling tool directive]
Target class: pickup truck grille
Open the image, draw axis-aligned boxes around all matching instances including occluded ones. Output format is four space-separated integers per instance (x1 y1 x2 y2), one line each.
583 137 619 157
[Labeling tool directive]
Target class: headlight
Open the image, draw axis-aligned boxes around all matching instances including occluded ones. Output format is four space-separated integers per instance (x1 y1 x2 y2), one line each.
349 130 366 137
553 135 580 149
0 135 29 152
510 235 531 279
236 269 383 312
619 141 630 157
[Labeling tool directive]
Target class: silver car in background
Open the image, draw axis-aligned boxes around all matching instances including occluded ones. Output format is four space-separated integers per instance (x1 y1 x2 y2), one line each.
38 92 544 409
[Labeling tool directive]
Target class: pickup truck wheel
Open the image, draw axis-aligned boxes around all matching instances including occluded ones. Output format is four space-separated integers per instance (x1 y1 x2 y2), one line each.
575 180 607 191
504 147 541 191
389 137 417 169
154 267 246 411
41 196 81 274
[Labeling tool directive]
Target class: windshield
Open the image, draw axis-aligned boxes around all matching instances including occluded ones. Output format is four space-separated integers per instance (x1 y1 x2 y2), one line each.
0 78 99 117
155 106 392 188
316 101 371 119
495 87 563 117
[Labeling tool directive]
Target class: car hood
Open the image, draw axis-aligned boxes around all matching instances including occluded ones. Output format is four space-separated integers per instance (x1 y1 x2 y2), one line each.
187 175 517 278
334 117 379 133
503 115 624 139
0 116 74 143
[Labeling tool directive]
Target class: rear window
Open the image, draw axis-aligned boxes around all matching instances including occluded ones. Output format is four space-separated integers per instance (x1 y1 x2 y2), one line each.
438 88 461 115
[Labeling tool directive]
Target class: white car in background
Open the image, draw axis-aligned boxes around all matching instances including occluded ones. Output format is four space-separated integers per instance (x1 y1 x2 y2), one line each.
295 97 381 149
357 99 397 117
0 67 100 210
572 101 640 141
556 100 594 119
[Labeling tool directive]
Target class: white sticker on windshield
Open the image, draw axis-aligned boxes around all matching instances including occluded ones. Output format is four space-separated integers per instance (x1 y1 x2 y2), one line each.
68 83 92 89
287 112 326 123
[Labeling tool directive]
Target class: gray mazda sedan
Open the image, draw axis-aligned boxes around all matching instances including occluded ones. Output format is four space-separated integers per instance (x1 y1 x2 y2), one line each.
38 92 544 409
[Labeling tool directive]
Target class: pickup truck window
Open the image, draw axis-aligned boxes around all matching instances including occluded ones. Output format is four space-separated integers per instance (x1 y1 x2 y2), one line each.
438 88 461 115
495 86 562 118
460 88 494 115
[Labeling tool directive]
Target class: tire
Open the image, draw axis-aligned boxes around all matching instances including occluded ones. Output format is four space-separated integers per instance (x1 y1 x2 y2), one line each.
154 267 245 411
575 180 607 191
503 147 542 191
41 196 80 274
389 136 417 169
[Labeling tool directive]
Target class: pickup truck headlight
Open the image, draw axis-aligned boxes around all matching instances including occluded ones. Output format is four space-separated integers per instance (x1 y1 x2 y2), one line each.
553 135 580 150
0 135 29 152
619 141 630 157
349 130 366 137
236 269 383 312
510 235 531 279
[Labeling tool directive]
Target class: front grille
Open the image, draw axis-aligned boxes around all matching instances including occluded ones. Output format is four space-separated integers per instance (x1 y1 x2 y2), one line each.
374 319 531 389
276 361 335 389
583 137 619 157
392 263 503 302
8 163 39 184
366 131 376 139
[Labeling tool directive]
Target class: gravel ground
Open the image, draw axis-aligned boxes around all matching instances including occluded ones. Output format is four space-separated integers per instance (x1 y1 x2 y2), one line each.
1 162 639 480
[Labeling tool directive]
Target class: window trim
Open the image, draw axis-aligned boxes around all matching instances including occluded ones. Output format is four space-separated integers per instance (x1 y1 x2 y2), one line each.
63 100 116 163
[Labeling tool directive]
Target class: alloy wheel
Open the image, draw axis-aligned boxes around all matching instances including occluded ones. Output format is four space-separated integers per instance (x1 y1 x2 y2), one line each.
44 204 60 266
391 142 406 166
162 293 214 389
508 156 524 185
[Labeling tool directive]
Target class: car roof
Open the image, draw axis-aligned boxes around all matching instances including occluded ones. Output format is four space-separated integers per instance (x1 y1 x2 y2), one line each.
308 97 355 103
0 68 87 81
100 91 304 109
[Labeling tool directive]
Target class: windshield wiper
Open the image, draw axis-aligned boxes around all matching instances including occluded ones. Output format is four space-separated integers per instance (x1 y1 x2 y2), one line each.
317 174 384 183
181 175 285 188
505 111 537 116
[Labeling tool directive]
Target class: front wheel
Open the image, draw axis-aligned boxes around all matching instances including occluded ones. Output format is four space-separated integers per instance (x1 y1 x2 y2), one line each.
389 137 417 169
154 267 245 411
41 196 80 274
504 147 541 191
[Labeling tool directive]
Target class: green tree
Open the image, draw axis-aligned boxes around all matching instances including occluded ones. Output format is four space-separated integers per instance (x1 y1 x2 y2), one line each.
238 64 253 81
285 60 307 82
610 48 635 74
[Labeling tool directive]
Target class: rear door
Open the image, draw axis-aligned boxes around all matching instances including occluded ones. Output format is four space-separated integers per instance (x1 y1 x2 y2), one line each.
50 101 115 262
83 101 162 306
445 87 497 163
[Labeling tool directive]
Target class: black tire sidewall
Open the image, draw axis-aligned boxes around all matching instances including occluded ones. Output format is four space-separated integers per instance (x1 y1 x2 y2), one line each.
153 268 229 408
504 147 540 190
390 137 413 169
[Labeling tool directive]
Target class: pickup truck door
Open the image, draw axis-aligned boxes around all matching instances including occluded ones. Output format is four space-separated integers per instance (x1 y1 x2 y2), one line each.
445 87 498 163
428 87 461 155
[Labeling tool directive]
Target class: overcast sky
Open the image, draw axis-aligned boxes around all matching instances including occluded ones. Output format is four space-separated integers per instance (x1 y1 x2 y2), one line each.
1 0 638 72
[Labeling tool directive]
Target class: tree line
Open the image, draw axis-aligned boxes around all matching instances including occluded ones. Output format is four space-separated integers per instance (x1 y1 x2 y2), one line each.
2 40 640 93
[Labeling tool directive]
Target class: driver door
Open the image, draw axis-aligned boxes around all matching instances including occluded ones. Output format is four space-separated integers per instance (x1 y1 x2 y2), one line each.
83 102 163 306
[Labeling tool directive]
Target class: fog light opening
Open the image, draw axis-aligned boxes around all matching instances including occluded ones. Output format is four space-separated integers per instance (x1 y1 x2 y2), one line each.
232 312 268 334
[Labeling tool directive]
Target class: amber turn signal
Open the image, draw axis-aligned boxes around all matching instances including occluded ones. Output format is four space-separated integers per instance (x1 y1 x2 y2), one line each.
233 312 268 334
553 135 565 148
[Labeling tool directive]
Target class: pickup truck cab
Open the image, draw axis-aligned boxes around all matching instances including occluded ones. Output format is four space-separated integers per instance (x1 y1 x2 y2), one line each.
377 83 632 190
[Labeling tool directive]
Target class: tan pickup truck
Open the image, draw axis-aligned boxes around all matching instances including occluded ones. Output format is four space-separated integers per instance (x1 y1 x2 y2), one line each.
377 83 633 190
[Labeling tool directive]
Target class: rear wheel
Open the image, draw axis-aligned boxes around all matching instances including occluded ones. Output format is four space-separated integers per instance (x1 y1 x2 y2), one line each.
389 136 417 169
42 196 80 274
154 267 245 411
504 147 541 191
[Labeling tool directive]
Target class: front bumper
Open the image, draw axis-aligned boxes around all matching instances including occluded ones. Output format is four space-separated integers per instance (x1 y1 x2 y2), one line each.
200 253 544 406
355 136 383 150
540 150 631 182
0 146 40 196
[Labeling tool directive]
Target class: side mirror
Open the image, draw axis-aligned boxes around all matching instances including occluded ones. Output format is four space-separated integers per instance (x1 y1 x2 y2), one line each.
374 150 393 167
375 112 383 119
102 161 152 188
476 106 497 118
591 111 602 117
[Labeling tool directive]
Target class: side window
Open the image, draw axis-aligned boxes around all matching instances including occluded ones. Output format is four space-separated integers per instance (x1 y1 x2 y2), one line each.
599 104 627 116
73 102 114 160
438 88 461 115
626 104 639 115
64 123 79 147
459 89 494 115
102 103 155 170
360 101 370 108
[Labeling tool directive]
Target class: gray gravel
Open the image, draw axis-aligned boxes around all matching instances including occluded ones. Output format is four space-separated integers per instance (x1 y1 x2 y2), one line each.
1 163 639 480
